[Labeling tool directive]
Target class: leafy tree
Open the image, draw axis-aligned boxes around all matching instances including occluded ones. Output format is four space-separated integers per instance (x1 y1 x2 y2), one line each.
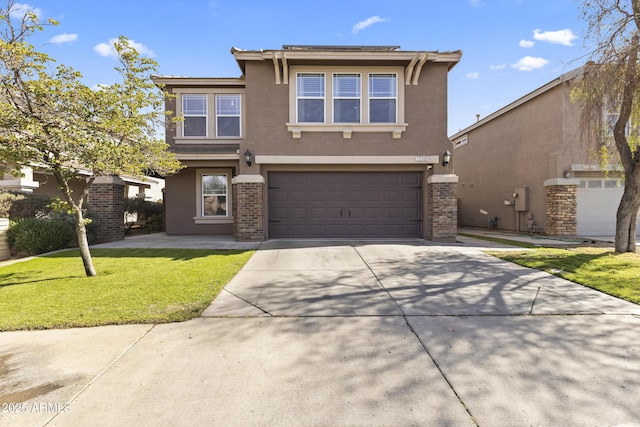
0 1 181 275
572 0 640 252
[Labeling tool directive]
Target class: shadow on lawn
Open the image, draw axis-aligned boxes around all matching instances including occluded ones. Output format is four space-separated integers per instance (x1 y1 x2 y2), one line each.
498 249 614 275
45 248 252 261
0 272 80 288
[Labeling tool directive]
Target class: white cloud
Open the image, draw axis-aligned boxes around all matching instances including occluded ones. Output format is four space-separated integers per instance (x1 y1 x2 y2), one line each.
470 0 483 7
533 29 578 46
49 33 78 45
490 64 506 70
94 38 155 58
467 72 480 80
511 56 549 71
352 16 386 33
519 39 535 48
9 2 41 18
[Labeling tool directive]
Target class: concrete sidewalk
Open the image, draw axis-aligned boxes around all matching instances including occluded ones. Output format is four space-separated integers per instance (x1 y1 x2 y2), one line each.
1 240 640 426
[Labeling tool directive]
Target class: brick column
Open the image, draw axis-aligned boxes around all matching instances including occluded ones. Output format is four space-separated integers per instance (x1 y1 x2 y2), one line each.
426 174 459 242
544 178 578 236
88 175 125 243
232 175 264 242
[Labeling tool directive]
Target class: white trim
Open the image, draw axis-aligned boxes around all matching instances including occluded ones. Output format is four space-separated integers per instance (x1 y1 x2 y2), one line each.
427 174 459 184
232 175 265 184
195 168 232 220
176 153 240 161
285 123 408 139
544 178 581 187
255 155 438 165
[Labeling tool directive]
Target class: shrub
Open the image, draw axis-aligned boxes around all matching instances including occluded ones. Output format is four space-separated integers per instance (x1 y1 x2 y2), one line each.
6 217 75 256
125 197 164 233
145 214 164 233
0 191 55 220
0 192 24 218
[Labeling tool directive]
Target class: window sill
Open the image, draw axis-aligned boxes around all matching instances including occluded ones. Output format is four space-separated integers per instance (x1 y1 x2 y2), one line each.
194 217 233 224
285 123 408 139
175 137 242 144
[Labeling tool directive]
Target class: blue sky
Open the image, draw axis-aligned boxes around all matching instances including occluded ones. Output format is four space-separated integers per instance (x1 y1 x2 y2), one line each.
14 0 589 135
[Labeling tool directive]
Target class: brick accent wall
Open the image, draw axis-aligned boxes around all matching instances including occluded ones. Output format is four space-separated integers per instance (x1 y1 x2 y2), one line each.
426 176 458 242
545 184 577 236
233 181 264 241
87 176 125 243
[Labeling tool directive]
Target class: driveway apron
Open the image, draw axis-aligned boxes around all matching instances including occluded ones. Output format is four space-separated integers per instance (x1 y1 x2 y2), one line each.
2 240 640 426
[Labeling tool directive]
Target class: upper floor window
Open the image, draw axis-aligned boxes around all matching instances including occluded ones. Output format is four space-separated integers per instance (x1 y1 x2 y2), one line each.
369 74 397 123
216 95 241 137
288 66 406 139
297 73 325 123
176 90 244 141
183 94 207 137
333 73 361 123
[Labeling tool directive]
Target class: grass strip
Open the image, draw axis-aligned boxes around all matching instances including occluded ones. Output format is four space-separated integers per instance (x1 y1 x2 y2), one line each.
458 232 538 248
491 247 640 304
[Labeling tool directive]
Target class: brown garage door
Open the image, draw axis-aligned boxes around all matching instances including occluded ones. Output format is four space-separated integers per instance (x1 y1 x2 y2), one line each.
268 172 422 238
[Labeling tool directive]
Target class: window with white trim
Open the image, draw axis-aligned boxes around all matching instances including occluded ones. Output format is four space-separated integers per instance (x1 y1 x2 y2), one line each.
369 73 397 123
297 73 325 123
216 94 241 137
183 94 207 137
333 73 361 123
288 66 406 139
201 173 228 217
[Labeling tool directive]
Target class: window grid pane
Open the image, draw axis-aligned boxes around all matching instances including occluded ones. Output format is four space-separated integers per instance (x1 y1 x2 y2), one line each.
202 174 227 217
297 73 325 123
369 74 397 123
216 94 241 137
183 94 207 137
333 74 361 123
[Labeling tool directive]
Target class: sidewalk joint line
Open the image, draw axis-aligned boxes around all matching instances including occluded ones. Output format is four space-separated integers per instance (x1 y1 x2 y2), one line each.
44 324 157 426
351 245 480 426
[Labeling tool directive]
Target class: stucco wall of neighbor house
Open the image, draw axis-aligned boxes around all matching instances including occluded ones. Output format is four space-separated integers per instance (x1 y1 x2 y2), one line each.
164 166 234 235
454 83 574 233
33 173 87 199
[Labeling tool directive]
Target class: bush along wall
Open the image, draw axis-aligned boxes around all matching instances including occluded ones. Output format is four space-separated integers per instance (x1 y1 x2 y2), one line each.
2 192 99 257
124 197 164 234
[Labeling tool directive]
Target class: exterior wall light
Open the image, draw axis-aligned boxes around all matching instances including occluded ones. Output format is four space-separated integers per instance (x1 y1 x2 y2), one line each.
442 150 452 166
244 149 253 166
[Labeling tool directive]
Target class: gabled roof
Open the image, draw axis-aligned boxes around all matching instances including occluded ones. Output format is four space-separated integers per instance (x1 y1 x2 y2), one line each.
450 66 584 140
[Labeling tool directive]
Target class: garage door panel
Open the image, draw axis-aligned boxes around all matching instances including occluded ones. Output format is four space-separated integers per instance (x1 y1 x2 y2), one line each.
577 179 640 236
269 172 422 238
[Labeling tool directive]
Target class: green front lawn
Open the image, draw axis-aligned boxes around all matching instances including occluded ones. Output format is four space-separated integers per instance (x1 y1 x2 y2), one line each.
492 247 640 304
0 248 254 331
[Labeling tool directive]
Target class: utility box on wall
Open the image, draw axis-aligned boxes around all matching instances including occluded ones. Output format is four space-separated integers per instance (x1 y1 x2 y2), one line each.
514 187 529 212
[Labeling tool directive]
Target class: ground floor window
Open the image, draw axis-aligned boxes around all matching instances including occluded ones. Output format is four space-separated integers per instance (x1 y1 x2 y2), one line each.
195 169 233 223
202 173 227 216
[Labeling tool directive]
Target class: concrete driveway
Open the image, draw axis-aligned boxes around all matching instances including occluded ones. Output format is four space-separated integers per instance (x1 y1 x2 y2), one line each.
1 239 640 426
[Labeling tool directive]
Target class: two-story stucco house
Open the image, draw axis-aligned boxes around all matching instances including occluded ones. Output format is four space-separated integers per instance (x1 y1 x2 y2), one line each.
153 45 462 242
450 67 640 237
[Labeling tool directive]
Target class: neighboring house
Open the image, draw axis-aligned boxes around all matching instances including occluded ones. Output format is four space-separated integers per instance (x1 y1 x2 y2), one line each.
0 166 165 243
0 166 165 202
153 45 462 242
450 67 640 237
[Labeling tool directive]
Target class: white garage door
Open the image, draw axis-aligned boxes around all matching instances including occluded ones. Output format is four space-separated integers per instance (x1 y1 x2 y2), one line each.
576 178 640 236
